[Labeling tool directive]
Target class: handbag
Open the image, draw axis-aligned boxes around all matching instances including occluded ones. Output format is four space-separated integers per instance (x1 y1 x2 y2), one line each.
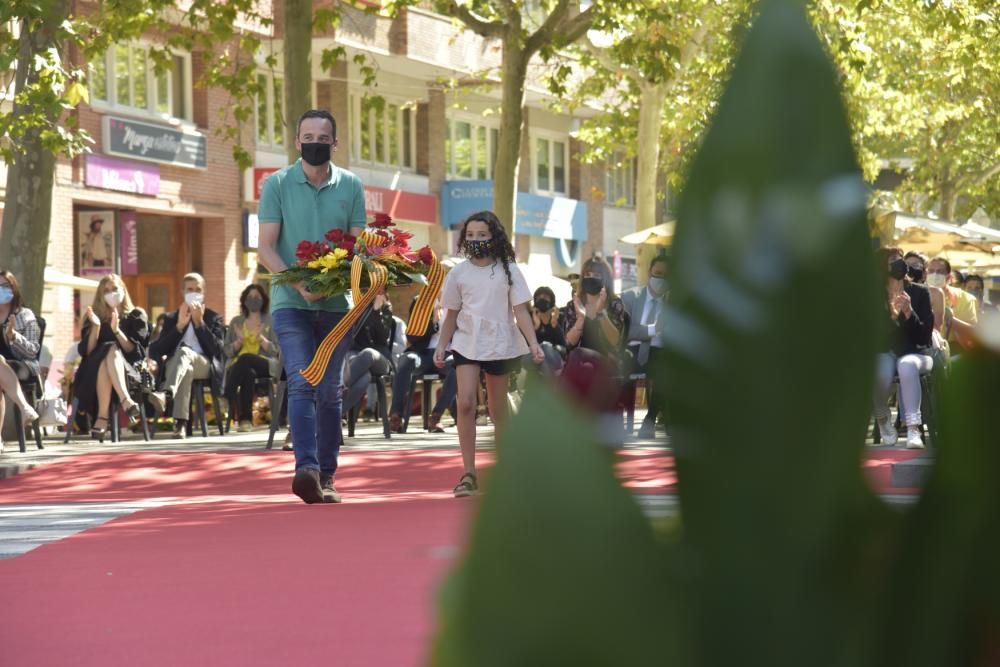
36 396 69 427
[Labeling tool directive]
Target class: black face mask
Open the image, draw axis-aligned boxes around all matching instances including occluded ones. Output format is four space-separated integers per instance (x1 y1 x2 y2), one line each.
581 277 604 295
245 296 263 313
888 258 908 281
301 142 332 166
535 300 552 313
907 265 925 283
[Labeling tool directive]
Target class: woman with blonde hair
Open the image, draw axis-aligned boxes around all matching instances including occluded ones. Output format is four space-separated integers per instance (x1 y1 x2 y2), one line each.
72 274 152 438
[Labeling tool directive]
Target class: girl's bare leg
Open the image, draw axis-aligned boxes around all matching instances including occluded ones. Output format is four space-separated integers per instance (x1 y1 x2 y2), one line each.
455 364 481 474
484 372 510 442
96 365 112 420
0 358 35 423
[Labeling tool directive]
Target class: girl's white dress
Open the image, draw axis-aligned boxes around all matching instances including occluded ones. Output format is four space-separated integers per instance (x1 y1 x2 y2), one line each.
440 260 532 361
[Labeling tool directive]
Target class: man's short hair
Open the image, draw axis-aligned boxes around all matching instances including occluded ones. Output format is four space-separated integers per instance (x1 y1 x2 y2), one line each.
296 109 337 141
929 256 952 274
183 272 205 290
649 254 669 272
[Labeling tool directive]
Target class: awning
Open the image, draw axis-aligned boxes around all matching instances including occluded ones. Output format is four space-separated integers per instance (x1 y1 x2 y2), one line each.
44 267 100 290
619 222 675 246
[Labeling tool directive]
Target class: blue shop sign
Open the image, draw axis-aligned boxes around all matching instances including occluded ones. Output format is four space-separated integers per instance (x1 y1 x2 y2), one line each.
441 180 587 241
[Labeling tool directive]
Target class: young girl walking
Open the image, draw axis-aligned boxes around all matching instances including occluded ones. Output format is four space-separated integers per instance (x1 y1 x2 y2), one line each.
434 211 545 497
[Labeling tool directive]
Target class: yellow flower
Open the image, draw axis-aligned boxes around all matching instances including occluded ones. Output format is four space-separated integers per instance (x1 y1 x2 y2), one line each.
306 248 349 273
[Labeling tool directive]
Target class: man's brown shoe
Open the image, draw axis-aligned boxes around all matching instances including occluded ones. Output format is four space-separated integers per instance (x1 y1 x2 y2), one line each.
292 468 323 504
320 474 342 503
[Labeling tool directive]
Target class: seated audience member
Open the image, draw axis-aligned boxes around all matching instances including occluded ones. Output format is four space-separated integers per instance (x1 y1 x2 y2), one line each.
388 300 457 434
224 284 279 432
0 270 41 448
964 274 997 317
149 272 225 439
873 248 934 449
72 274 153 439
530 286 566 372
928 256 978 352
342 291 396 418
564 256 629 361
622 255 669 438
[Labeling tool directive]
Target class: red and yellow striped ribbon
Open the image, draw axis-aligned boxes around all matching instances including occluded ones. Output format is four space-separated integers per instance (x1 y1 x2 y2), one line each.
300 256 389 386
406 249 445 337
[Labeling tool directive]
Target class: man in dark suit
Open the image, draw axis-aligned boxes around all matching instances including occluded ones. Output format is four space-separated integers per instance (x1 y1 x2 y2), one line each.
149 272 225 438
620 254 669 439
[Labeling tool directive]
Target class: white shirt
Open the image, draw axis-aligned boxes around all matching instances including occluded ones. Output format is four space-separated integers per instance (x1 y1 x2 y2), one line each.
440 260 532 361
640 287 665 339
181 322 204 355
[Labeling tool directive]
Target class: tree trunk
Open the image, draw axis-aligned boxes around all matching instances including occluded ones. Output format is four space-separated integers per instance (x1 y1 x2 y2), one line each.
940 183 958 223
634 82 666 283
284 0 313 163
0 9 68 313
493 39 529 241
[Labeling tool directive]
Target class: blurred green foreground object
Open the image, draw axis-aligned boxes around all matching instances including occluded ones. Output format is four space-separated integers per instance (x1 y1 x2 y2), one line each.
429 0 1000 665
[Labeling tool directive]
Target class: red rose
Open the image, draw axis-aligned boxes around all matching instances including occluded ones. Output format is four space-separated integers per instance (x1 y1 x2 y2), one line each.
371 213 393 228
418 245 434 266
295 240 326 262
325 228 345 244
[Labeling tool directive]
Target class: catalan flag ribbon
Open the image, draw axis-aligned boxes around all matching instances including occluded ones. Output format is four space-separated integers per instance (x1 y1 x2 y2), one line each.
405 248 445 337
299 256 389 386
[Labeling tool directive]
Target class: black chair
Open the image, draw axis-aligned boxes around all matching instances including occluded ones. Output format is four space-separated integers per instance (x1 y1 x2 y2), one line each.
621 372 647 435
347 372 392 439
401 373 447 434
185 378 225 438
266 368 287 450
11 316 46 452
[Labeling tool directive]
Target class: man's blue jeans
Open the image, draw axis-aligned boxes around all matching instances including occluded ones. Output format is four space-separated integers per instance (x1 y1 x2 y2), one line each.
272 308 351 477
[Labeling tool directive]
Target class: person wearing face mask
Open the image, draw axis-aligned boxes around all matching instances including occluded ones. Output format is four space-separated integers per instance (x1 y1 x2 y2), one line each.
0 270 41 451
873 248 934 449
72 274 153 439
149 272 225 439
529 286 566 372
224 284 279 432
564 257 628 356
621 254 670 438
256 109 367 504
928 256 978 353
964 274 997 317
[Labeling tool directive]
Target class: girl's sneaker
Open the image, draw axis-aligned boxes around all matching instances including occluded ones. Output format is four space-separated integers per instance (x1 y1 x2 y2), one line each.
453 472 478 498
905 426 925 449
876 416 898 446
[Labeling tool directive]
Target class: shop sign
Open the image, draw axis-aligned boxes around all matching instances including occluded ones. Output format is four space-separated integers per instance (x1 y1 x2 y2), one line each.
120 211 139 275
85 154 160 196
364 186 437 224
103 115 207 169
440 180 588 241
77 210 117 279
253 167 279 201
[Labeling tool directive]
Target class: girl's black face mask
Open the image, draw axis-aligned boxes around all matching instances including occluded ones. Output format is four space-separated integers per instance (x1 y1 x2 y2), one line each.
464 239 493 258
581 277 604 295
907 265 925 283
535 300 552 312
888 258 908 281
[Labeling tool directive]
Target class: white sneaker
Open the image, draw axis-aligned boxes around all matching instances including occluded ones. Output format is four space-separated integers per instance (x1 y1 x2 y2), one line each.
905 426 925 449
876 416 897 446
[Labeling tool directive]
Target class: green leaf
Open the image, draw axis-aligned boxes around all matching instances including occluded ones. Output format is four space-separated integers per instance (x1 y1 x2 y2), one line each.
64 80 88 106
661 0 887 663
430 380 682 666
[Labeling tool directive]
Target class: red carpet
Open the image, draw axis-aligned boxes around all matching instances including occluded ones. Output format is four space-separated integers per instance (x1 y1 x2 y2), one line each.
0 447 922 666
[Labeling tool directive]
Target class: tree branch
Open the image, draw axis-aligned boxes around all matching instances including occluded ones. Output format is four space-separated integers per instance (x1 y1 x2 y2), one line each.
955 160 1000 191
525 0 594 56
441 0 506 39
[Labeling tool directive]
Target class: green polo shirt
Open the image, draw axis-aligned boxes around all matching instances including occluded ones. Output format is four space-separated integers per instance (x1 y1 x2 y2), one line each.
258 159 367 312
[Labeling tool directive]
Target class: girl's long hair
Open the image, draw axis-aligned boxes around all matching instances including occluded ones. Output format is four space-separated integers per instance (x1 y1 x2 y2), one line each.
89 274 135 323
457 210 516 286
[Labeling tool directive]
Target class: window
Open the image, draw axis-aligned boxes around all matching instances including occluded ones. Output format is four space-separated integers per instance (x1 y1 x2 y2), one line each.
90 44 191 122
256 72 285 149
350 94 416 170
446 118 499 180
605 153 635 207
532 135 568 195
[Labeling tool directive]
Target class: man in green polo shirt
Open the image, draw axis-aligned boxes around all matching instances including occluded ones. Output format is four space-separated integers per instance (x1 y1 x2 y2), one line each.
258 109 367 504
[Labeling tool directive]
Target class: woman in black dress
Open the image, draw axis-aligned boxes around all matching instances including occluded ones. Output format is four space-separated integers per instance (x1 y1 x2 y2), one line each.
73 274 151 438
